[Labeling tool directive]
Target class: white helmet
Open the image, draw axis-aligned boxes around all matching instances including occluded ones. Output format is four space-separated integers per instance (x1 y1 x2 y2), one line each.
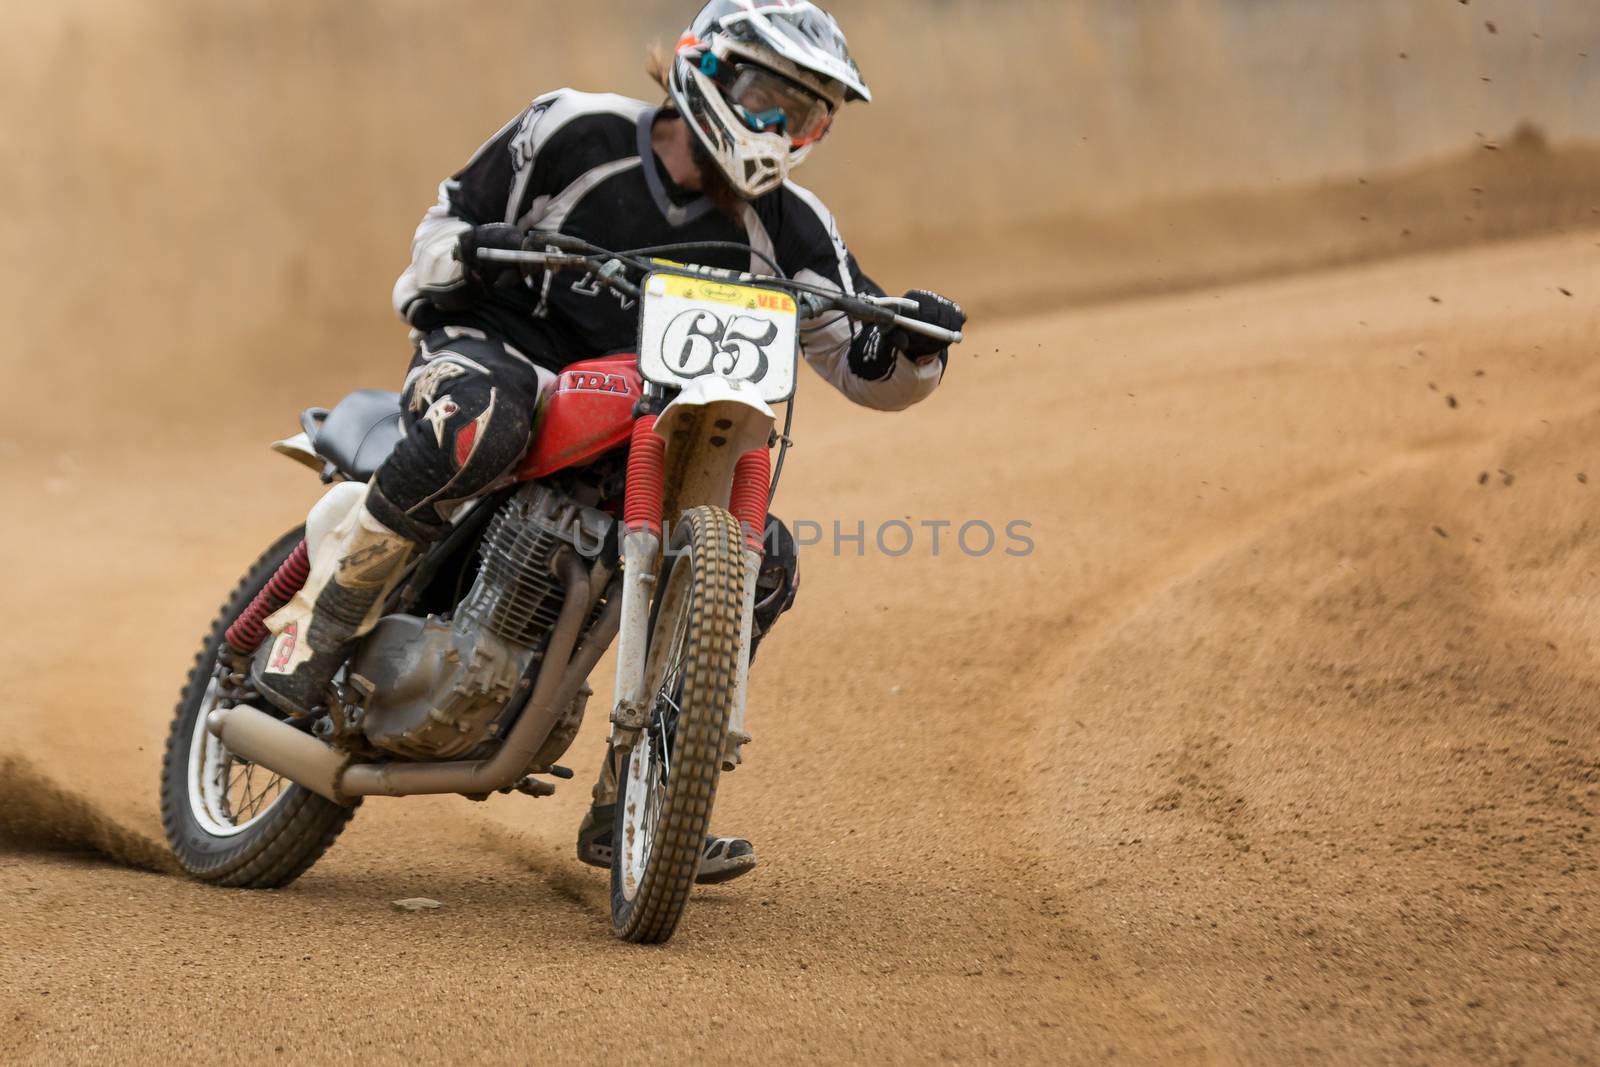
667 1 872 200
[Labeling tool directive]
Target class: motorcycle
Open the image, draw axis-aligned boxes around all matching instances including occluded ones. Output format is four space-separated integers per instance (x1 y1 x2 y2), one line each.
158 236 962 942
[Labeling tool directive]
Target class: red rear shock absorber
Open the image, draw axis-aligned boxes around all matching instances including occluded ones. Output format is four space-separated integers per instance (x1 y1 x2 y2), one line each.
624 416 667 538
730 449 772 553
224 540 312 655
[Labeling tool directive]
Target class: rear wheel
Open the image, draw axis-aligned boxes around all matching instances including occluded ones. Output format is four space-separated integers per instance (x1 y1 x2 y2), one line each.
611 506 746 943
159 529 359 888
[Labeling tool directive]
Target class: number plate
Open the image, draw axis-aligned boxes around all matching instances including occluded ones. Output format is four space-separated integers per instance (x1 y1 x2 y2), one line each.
637 272 799 402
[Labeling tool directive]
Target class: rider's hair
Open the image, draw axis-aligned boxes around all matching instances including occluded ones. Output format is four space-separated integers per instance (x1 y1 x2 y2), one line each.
646 44 671 93
689 133 746 220
642 43 745 220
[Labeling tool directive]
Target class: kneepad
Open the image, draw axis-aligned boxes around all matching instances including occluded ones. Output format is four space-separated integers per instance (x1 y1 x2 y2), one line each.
754 515 800 638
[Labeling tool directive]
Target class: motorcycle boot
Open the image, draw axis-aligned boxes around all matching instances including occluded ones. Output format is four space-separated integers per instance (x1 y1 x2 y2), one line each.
577 750 758 884
252 483 418 717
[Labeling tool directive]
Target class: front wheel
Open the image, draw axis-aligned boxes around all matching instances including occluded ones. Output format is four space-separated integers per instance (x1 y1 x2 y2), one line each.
159 528 359 888
611 506 746 943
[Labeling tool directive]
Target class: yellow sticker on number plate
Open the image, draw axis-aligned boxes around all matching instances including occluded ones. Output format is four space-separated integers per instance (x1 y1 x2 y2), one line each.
651 273 799 314
638 271 799 402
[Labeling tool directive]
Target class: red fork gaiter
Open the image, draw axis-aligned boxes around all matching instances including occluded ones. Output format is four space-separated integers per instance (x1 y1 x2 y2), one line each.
730 449 772 553
624 416 666 538
225 540 312 655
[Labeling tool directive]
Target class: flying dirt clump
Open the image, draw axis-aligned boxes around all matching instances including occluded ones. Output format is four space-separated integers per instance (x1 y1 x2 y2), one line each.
0 756 174 873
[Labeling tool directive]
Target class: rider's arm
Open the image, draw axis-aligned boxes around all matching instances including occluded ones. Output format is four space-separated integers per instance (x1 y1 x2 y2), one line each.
770 184 944 413
392 91 644 325
391 112 522 324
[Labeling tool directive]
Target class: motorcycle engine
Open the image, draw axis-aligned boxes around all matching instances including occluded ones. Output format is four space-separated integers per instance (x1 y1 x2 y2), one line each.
348 484 612 762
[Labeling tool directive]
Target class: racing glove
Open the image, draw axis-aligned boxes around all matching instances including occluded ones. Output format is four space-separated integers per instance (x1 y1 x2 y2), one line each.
455 224 535 289
886 290 967 360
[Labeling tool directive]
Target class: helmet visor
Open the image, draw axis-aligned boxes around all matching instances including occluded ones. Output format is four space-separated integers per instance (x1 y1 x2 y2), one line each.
720 63 834 148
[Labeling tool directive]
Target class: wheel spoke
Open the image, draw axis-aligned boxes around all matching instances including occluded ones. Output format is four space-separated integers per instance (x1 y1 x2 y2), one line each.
224 765 249 817
236 764 259 819
238 769 258 819
235 762 285 822
188 668 293 837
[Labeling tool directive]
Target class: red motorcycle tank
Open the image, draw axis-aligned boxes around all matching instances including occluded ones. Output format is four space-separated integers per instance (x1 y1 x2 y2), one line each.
517 354 643 481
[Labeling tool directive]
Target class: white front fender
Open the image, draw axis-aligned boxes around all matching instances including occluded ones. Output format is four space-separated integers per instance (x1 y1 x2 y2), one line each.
654 377 776 516
655 377 775 455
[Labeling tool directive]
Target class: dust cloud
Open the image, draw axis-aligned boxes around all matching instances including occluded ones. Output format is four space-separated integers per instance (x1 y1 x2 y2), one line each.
0 756 174 873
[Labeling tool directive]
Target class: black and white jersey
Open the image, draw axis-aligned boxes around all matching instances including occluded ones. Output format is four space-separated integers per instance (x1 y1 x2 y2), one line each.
393 90 943 412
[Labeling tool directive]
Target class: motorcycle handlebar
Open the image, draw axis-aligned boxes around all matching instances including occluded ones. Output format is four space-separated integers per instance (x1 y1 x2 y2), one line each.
474 247 586 270
471 247 964 346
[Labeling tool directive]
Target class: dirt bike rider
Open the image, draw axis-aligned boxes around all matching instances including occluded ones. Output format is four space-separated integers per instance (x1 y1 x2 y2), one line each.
250 0 966 883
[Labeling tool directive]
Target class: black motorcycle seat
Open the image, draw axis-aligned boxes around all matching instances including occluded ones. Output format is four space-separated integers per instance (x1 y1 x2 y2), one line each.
309 389 406 482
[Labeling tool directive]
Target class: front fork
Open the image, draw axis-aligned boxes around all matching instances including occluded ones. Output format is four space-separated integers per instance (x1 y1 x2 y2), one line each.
725 547 760 770
609 525 661 741
609 413 668 749
593 534 759 808
597 417 769 806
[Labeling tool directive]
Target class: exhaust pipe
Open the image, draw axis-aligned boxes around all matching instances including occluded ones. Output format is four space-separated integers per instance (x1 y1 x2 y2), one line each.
208 550 617 803
207 704 351 804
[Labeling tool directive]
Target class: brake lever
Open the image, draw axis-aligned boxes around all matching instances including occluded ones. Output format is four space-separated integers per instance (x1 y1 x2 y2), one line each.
889 314 964 347
798 292 964 346
870 296 921 313
867 296 965 345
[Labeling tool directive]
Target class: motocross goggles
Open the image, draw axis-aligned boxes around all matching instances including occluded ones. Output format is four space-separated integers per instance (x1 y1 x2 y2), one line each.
703 55 835 148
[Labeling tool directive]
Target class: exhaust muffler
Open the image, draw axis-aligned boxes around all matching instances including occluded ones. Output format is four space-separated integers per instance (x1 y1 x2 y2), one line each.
207 704 351 804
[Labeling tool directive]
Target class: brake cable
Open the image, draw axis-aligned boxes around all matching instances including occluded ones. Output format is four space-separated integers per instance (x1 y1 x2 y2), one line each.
607 240 787 280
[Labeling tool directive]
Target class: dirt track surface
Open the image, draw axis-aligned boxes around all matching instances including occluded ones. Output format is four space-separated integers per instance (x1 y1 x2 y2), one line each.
3 231 1600 1064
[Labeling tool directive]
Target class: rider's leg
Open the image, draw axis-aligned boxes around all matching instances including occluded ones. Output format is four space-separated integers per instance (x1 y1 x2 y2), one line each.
368 329 554 541
749 514 800 663
251 484 417 716
576 516 799 883
252 329 550 717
